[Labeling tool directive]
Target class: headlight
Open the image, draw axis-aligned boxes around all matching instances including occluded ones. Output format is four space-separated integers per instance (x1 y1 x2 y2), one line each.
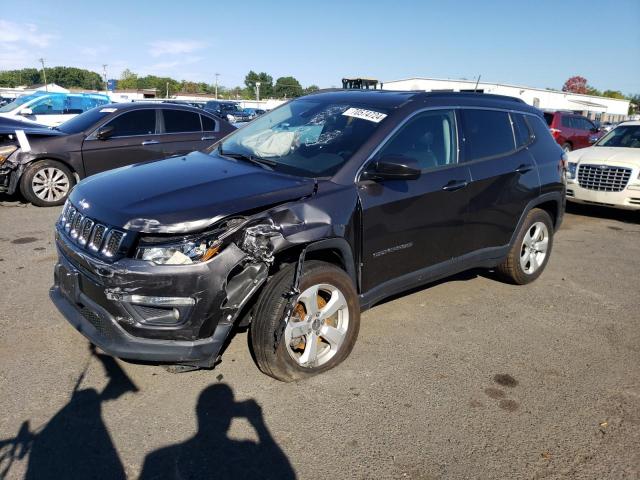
566 162 577 179
136 234 222 265
0 145 18 166
227 114 236 122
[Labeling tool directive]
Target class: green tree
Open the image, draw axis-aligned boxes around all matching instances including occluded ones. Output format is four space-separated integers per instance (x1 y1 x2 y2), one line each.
118 69 139 90
304 85 320 95
274 76 303 98
244 71 273 99
601 90 625 99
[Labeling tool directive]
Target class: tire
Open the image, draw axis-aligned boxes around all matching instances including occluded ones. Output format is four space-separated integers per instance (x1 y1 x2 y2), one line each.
497 208 554 285
250 260 360 382
562 142 572 153
20 160 75 207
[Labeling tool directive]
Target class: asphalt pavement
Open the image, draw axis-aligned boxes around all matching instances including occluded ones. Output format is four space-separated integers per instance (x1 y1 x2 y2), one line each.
0 195 638 479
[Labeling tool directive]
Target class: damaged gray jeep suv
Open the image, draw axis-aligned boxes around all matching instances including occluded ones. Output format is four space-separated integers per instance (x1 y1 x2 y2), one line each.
51 90 565 381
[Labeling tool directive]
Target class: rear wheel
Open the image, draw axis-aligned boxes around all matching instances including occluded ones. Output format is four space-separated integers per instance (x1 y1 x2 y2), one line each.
497 208 554 285
20 160 74 207
250 260 360 382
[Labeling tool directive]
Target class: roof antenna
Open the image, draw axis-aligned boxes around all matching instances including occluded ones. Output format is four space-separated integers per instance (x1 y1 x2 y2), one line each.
474 74 481 92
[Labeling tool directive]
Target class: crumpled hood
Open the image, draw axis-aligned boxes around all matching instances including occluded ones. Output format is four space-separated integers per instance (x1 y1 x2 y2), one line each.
568 147 640 169
69 151 316 233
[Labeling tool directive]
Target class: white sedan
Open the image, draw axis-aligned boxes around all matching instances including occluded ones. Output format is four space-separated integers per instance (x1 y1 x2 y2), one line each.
566 121 640 210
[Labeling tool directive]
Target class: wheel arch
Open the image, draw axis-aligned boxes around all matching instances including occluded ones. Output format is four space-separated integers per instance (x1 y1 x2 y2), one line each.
508 192 564 249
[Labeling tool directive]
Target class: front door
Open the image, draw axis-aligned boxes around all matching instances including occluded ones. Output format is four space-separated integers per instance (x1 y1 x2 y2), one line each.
358 109 471 292
82 108 163 177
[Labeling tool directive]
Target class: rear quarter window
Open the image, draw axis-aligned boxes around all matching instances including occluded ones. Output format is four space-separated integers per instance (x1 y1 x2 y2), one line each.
511 113 533 148
543 113 554 126
461 109 515 161
201 114 217 131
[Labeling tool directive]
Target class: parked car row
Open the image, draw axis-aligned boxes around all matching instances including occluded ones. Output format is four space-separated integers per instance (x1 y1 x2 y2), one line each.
0 103 235 206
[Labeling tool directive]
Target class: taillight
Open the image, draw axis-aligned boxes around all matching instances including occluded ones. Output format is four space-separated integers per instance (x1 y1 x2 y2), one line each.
549 128 561 138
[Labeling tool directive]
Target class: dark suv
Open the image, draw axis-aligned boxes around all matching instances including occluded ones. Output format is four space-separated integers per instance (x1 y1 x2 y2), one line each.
204 100 253 123
51 91 565 381
544 111 602 152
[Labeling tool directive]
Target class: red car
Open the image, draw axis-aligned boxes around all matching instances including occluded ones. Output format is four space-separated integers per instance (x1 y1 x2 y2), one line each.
544 111 602 152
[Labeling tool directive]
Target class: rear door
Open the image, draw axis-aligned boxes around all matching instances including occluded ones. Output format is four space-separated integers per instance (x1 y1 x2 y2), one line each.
461 109 539 252
157 108 213 157
358 109 471 292
81 108 163 176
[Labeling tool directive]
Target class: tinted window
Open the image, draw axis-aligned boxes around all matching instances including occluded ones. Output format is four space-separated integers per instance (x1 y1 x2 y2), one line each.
201 115 217 131
461 109 515 161
561 116 573 128
511 113 532 148
105 109 156 137
163 109 201 133
376 110 457 170
543 113 554 126
31 95 65 115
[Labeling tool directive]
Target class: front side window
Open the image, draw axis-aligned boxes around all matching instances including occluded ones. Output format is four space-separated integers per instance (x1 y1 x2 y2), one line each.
596 125 640 148
461 109 515 161
162 109 201 133
103 109 156 137
375 110 457 170
215 98 389 177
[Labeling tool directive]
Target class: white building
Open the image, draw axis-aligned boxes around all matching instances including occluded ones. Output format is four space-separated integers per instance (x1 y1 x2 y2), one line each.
381 77 630 123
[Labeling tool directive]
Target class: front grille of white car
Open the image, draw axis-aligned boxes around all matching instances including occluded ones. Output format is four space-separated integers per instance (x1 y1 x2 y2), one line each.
577 165 632 192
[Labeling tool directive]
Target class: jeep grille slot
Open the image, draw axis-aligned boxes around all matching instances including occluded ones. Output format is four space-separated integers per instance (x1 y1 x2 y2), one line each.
58 202 126 260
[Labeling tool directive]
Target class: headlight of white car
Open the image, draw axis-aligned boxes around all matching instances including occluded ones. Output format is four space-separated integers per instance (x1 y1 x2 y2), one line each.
566 162 577 179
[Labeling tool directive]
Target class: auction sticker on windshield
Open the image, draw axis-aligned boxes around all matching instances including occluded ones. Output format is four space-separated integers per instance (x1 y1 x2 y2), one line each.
342 107 387 123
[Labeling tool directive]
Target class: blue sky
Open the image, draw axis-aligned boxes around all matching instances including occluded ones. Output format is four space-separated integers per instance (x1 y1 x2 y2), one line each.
2 0 639 93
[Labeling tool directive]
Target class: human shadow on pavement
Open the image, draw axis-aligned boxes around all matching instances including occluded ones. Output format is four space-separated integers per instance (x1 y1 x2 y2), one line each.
0 345 138 480
139 383 296 480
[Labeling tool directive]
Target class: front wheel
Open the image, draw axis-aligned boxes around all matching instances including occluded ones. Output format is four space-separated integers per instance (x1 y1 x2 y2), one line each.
250 260 360 382
497 208 554 285
20 160 75 207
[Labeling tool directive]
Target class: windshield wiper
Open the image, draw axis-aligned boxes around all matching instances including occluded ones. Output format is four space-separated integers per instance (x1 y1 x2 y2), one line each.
218 146 277 170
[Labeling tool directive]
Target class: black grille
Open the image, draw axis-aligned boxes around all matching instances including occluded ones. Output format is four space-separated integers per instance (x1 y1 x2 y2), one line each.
81 307 114 340
578 164 632 192
59 202 126 260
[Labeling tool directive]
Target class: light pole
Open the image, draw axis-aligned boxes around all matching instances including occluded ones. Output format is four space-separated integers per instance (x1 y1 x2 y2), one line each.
215 73 220 99
39 58 47 91
102 64 108 92
255 82 261 102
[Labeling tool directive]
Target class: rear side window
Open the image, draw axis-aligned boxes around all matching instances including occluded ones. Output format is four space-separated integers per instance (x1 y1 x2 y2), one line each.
105 109 156 137
163 109 201 133
511 113 533 148
201 114 217 131
461 109 515 161
561 116 573 128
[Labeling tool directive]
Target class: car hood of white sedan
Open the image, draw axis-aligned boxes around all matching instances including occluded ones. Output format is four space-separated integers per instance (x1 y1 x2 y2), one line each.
568 147 640 168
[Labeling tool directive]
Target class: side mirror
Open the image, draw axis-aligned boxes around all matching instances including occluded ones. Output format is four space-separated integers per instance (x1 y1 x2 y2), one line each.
18 108 33 116
361 155 421 181
96 125 115 140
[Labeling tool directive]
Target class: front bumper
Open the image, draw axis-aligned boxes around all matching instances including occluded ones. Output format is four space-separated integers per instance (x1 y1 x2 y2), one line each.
566 180 640 210
51 229 267 367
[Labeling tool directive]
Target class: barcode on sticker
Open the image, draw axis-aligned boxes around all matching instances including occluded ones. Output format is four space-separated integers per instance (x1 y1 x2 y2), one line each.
342 108 387 123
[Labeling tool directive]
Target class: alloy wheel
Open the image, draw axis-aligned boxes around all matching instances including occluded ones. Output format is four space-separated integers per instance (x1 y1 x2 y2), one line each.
32 167 70 203
520 221 549 274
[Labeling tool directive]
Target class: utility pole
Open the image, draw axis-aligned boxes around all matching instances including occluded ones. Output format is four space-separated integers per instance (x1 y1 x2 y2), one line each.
102 64 108 92
39 58 47 91
255 82 261 102
166 82 169 98
214 73 220 99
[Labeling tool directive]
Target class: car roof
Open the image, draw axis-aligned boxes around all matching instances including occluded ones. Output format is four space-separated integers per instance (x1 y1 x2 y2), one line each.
104 102 210 113
306 89 540 115
619 120 640 126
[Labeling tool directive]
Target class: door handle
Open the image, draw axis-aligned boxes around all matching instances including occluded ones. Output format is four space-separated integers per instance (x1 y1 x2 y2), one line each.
141 140 159 145
201 136 217 141
442 180 468 192
515 163 533 174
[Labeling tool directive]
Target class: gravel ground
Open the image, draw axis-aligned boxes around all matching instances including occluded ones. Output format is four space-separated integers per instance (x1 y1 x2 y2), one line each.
0 195 638 480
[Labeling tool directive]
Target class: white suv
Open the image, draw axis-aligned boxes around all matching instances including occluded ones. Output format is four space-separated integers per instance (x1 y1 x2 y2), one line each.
0 92 110 127
566 121 640 210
